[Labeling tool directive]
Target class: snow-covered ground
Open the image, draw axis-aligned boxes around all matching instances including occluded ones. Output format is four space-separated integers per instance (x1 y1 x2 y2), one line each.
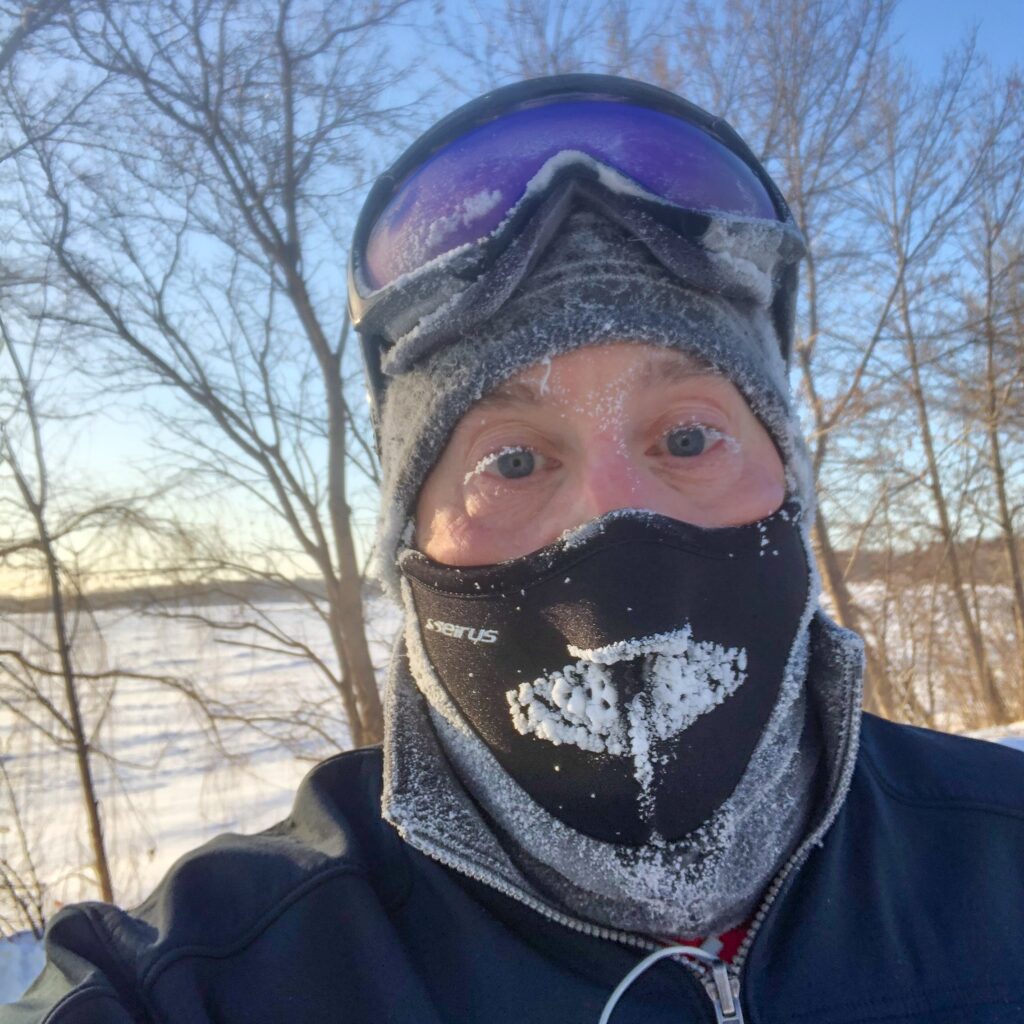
965 723 1024 754
1 599 1022 1006
0 596 401 1005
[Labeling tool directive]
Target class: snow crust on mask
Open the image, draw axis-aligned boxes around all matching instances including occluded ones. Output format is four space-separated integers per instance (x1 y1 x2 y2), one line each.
509 662 622 753
382 608 864 943
508 626 747 800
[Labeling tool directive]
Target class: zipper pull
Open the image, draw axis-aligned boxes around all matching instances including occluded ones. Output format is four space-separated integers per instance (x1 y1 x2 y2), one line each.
598 944 744 1024
704 961 745 1024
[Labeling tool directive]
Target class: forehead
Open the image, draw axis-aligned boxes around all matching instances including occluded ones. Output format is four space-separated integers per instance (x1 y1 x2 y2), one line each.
472 345 715 413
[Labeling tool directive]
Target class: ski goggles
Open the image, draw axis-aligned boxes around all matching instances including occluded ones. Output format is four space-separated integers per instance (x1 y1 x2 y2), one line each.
348 75 804 432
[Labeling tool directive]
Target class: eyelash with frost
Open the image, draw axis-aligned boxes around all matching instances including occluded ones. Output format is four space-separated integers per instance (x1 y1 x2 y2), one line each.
464 446 531 485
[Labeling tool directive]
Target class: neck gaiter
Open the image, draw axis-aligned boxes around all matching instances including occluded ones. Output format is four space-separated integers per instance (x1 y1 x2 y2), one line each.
399 503 810 847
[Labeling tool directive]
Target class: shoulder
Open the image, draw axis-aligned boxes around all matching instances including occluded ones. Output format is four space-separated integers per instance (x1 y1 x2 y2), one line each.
857 712 1024 817
827 713 1024 902
10 748 404 1022
749 717 1024 1017
123 746 403 938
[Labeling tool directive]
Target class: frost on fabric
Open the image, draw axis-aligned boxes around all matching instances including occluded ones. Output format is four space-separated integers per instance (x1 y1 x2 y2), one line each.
700 219 777 307
387 516 864 938
508 627 747 799
508 661 623 754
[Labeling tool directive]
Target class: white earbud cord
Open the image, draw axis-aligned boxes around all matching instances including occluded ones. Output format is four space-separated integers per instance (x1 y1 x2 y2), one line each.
598 943 742 1024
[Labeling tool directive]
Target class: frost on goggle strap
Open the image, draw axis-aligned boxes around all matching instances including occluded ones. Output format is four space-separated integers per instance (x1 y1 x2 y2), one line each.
362 99 780 292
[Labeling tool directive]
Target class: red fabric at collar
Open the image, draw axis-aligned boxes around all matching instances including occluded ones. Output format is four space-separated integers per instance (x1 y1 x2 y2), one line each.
669 923 749 963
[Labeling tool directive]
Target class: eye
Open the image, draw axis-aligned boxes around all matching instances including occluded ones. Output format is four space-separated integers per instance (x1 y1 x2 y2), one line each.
493 448 535 478
665 425 709 457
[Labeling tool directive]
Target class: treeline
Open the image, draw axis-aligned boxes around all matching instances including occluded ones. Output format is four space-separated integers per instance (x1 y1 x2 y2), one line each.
0 577 384 615
841 538 1024 587
0 0 1021 925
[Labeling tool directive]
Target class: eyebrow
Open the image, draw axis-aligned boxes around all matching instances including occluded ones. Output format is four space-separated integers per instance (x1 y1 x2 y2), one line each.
475 379 544 409
638 351 712 387
475 351 713 409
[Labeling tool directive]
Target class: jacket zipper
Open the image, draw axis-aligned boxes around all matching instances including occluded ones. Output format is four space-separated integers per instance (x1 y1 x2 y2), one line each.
702 961 744 1023
409 832 741 1021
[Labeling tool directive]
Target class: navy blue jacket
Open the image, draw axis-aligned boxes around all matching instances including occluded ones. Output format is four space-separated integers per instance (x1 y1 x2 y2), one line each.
5 714 1024 1023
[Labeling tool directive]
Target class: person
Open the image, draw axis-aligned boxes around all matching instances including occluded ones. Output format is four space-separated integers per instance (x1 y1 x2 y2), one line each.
4 74 1024 1024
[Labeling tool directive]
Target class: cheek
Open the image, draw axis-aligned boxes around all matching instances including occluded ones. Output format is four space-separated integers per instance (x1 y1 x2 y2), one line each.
415 504 474 564
417 494 568 565
735 433 786 518
414 467 462 561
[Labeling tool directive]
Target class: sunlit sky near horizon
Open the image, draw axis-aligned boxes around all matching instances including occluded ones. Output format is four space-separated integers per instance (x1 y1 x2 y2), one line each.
7 0 1022 594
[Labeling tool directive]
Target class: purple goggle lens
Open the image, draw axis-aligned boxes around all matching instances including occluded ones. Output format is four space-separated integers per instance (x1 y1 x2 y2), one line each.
362 98 780 293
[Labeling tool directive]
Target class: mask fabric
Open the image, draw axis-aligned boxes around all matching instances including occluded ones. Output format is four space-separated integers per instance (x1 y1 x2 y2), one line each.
399 502 810 848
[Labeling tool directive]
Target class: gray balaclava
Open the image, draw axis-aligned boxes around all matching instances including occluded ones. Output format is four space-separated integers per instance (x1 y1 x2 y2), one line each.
374 206 862 939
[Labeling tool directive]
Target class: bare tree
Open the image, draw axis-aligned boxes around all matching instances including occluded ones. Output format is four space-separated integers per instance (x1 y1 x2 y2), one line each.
6 0 420 748
432 0 670 94
866 47 1020 722
957 82 1024 691
0 318 116 901
0 752 47 938
0 0 70 77
662 1 900 706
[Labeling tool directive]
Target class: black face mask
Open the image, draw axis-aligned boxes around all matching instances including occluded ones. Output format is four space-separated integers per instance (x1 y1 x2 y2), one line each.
399 503 810 846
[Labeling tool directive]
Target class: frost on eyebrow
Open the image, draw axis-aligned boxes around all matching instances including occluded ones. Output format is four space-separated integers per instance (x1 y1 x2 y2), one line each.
474 348 712 411
536 355 553 395
472 380 542 410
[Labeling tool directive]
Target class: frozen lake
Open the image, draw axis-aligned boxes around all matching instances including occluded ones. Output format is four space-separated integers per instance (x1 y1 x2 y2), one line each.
0 597 401 917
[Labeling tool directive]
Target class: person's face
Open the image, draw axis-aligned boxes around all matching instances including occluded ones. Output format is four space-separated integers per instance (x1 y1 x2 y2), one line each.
415 343 786 565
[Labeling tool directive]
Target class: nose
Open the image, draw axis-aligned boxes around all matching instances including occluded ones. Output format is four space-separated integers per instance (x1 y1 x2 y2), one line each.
575 439 663 521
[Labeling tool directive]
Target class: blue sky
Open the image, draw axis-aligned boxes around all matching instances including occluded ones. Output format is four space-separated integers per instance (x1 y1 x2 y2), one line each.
893 0 1022 76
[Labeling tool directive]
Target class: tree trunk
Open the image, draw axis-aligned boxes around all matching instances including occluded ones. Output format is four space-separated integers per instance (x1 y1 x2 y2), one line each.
799 235 888 716
983 270 1024 717
6 338 115 902
325 346 383 748
813 509 890 717
41 528 115 902
282 265 384 748
901 288 1009 724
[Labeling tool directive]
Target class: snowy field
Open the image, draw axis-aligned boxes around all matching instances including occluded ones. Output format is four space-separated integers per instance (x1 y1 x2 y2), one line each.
1 596 1022 1005
0 596 401 1004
